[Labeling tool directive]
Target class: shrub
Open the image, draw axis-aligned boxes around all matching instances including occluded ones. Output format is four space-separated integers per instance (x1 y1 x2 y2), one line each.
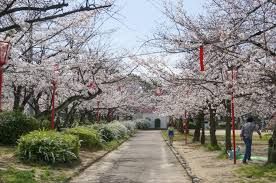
135 119 151 129
120 121 136 134
17 130 80 163
98 125 116 142
188 122 196 129
88 124 116 142
39 119 51 130
0 112 40 145
65 127 101 149
89 123 102 130
107 121 128 139
88 120 136 142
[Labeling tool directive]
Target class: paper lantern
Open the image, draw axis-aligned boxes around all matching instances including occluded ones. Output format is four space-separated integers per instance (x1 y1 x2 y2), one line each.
199 45 204 71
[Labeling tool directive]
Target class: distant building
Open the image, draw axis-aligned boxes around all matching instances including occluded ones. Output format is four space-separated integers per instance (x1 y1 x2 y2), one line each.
134 111 170 129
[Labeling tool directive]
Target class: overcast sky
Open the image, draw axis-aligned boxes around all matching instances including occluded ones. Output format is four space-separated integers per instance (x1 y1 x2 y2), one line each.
104 0 206 52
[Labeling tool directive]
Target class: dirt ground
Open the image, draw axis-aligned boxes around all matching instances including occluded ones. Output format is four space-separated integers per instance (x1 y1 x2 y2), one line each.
173 139 272 183
173 141 242 183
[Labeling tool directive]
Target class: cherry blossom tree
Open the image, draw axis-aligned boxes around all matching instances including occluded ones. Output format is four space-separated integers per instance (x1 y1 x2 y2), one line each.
144 0 275 150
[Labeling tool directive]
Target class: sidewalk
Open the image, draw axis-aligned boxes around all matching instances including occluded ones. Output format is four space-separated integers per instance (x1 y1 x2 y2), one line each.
70 131 192 183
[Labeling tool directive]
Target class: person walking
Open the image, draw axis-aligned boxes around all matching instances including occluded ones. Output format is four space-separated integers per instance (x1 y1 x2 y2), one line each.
240 116 262 164
167 123 175 146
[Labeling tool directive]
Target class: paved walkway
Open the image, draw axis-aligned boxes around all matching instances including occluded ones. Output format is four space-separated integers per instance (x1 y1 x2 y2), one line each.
70 131 191 183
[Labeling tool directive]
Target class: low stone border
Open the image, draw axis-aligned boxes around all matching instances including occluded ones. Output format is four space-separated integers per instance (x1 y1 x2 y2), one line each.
161 132 202 183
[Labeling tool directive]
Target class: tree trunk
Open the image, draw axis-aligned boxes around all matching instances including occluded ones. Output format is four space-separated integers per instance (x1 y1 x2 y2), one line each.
107 108 115 122
64 102 79 128
186 118 190 134
79 110 86 123
225 99 232 152
193 111 203 142
13 85 22 111
201 120 205 145
268 130 276 164
209 104 218 147
87 110 94 122
177 117 184 133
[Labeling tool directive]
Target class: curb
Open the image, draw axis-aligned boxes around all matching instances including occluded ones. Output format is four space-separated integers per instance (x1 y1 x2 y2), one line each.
161 132 202 183
63 137 130 183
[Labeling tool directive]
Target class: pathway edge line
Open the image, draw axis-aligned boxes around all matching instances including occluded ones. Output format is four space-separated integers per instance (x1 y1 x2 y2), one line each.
161 131 202 183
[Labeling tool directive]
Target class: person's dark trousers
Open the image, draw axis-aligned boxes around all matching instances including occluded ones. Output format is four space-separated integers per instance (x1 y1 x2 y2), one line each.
243 137 252 162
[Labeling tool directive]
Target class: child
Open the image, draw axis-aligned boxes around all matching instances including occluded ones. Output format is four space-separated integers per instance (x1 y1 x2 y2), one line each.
167 123 175 146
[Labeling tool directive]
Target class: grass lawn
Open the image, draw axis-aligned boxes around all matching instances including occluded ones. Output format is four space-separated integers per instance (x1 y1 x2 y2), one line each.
235 164 276 183
0 167 36 183
161 130 193 142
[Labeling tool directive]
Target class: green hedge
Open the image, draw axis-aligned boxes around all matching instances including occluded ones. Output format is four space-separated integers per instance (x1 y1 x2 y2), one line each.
189 122 196 129
39 119 51 130
65 127 101 149
17 130 80 164
108 121 128 139
0 112 40 145
135 119 150 129
120 121 136 134
93 124 115 142
89 121 135 142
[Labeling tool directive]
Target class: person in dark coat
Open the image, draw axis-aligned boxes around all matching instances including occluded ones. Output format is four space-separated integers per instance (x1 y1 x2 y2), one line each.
240 116 262 164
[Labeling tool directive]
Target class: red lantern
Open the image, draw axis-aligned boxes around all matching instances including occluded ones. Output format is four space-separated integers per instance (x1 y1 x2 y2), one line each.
0 41 11 111
155 87 162 96
0 41 10 65
87 81 97 90
199 45 204 71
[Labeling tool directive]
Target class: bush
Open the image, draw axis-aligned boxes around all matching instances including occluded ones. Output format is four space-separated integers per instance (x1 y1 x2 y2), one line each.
98 125 116 142
39 119 51 130
17 130 80 163
188 122 196 129
217 123 226 129
89 123 102 130
120 121 136 134
107 121 128 139
88 120 137 142
88 124 117 142
135 119 151 129
65 127 101 149
0 112 40 145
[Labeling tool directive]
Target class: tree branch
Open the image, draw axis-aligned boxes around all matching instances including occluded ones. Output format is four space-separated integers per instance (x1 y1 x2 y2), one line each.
25 4 112 24
0 3 68 17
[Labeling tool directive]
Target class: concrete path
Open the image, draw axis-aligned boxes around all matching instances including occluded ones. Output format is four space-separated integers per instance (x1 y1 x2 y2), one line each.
70 131 191 183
